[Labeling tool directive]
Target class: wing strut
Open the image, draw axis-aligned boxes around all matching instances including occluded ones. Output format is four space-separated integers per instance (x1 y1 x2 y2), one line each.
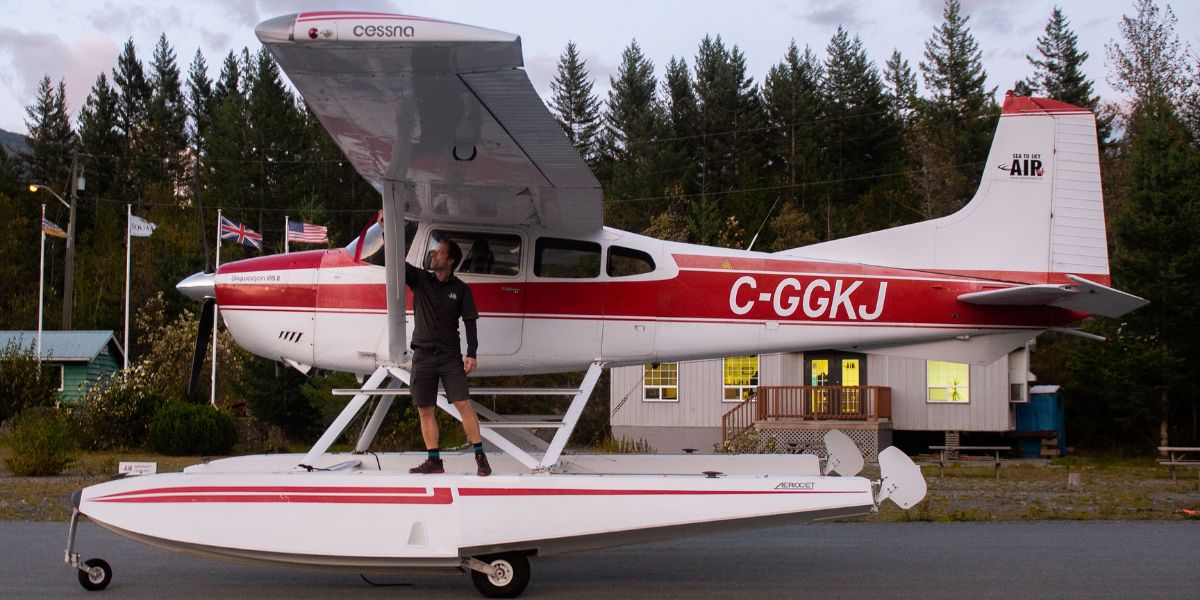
383 182 409 365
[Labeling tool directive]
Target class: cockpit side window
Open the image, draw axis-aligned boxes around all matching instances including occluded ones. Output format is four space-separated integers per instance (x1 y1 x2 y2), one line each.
534 237 601 279
427 230 522 276
607 245 656 277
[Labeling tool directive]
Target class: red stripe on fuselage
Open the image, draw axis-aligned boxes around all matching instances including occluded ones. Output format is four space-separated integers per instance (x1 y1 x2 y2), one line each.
212 253 1090 328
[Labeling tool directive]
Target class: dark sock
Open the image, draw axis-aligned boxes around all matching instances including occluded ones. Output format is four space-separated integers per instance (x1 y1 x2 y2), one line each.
428 448 440 460
473 443 484 455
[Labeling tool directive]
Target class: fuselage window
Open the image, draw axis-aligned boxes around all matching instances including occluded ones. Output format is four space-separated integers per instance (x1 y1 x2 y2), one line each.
426 230 522 276
534 237 601 279
607 245 655 277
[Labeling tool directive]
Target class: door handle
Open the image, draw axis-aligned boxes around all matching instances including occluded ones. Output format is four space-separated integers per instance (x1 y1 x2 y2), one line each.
501 287 520 293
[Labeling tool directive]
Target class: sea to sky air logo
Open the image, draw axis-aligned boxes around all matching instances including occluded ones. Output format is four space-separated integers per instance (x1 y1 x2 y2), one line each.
998 153 1046 179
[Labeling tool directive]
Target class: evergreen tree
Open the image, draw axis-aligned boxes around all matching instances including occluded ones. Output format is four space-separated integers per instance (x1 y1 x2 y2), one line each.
78 74 121 198
662 56 699 194
549 42 602 166
916 0 998 212
762 42 824 212
24 76 77 190
691 35 768 245
112 39 152 198
204 50 253 213
820 27 898 238
883 50 918 128
246 46 306 219
186 49 213 154
602 40 668 230
146 34 189 188
1021 7 1111 142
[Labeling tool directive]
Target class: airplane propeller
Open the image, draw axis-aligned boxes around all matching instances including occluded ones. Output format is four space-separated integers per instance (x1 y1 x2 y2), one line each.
177 271 217 400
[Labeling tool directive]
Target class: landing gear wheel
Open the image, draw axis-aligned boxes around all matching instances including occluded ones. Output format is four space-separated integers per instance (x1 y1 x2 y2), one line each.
470 553 530 598
78 558 111 591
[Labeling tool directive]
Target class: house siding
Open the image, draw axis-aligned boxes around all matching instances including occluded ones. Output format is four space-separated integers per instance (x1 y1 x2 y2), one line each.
872 354 1011 431
612 351 1018 448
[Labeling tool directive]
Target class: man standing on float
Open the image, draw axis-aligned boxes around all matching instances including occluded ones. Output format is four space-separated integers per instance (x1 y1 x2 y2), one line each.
405 237 490 476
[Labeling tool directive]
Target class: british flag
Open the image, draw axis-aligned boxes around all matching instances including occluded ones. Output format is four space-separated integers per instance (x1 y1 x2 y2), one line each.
219 216 263 250
286 219 329 244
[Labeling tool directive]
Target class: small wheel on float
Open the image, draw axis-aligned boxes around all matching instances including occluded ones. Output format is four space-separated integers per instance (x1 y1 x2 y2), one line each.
470 552 530 598
78 557 112 591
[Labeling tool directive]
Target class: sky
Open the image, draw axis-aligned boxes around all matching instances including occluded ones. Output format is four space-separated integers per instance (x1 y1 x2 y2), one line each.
0 0 1196 135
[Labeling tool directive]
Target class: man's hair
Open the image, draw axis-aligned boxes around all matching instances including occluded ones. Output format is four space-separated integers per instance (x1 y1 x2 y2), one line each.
443 239 463 269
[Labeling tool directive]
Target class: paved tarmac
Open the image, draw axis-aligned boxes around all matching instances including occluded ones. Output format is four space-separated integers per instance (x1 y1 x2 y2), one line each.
2 521 1197 599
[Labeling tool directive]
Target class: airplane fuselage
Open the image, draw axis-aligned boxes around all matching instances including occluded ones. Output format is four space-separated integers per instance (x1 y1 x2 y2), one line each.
213 221 1085 376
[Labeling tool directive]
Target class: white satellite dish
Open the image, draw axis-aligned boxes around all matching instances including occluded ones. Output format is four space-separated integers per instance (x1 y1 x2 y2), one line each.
823 429 864 476
876 446 928 509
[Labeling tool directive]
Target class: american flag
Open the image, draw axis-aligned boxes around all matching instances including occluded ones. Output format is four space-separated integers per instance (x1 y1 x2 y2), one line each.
219 216 263 249
42 217 67 239
287 219 328 244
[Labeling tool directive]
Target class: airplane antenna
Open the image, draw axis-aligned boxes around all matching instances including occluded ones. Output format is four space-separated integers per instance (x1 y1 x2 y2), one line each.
745 194 782 252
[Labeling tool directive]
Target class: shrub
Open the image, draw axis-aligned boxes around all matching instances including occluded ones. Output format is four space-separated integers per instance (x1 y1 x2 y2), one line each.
148 403 236 456
0 339 61 424
74 367 166 450
6 407 76 476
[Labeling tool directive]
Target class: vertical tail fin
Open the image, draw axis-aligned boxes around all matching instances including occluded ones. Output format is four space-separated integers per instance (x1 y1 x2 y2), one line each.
783 92 1108 285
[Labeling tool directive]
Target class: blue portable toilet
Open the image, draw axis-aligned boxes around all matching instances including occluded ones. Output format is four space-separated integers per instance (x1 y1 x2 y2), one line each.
1015 385 1066 457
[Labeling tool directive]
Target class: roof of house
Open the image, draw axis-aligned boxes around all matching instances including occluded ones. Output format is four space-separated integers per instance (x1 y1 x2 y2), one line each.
0 331 124 363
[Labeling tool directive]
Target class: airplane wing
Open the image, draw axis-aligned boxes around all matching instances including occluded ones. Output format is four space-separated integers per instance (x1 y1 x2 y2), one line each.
255 12 601 233
957 274 1147 318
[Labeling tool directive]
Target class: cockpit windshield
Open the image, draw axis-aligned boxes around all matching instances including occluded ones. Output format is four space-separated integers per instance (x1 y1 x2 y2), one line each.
345 218 416 266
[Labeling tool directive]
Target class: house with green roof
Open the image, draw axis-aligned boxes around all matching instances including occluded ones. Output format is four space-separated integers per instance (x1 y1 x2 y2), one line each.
0 331 124 404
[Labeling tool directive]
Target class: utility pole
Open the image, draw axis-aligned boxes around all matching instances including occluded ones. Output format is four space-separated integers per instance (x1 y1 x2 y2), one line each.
62 153 80 329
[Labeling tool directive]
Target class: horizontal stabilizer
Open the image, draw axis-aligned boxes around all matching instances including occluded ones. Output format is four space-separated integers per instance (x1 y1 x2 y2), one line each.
958 275 1147 318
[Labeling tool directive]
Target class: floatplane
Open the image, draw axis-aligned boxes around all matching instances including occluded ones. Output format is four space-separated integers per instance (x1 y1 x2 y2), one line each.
65 11 1145 597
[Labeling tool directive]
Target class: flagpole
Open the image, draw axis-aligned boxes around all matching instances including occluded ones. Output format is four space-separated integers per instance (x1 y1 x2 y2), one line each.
123 204 132 370
284 215 289 254
37 204 45 374
212 209 221 407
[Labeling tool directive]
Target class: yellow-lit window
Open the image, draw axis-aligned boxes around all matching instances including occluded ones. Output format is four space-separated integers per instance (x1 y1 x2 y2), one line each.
927 361 969 403
643 362 679 402
723 356 759 402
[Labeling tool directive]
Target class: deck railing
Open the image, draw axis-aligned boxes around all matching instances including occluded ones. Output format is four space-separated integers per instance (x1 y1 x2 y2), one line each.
721 386 892 443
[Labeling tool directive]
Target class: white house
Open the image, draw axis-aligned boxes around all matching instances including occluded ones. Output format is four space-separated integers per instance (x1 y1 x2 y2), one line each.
609 345 1033 458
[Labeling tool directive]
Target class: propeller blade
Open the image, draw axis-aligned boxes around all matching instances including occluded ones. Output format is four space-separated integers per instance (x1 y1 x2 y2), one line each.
188 298 216 400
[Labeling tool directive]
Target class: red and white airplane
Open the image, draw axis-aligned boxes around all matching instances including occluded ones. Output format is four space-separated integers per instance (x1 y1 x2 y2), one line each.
68 11 1143 597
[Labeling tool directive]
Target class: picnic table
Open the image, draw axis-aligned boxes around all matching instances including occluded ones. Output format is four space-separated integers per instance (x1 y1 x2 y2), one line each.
930 445 1012 479
1157 446 1200 489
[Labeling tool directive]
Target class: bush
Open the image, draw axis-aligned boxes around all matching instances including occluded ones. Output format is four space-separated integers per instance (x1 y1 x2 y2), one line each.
6 407 76 476
148 403 237 456
74 367 166 450
0 340 61 424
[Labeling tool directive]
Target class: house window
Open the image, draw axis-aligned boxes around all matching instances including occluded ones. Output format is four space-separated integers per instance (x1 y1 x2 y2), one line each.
45 364 64 391
643 362 678 402
723 356 759 402
927 361 969 403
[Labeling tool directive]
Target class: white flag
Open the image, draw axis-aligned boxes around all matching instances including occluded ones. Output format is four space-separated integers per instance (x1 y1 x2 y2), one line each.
129 214 157 237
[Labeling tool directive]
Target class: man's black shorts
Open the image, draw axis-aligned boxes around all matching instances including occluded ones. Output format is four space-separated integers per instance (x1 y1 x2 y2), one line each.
410 348 471 407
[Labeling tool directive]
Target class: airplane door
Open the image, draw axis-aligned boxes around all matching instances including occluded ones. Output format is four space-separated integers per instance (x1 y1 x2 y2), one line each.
429 229 524 355
602 245 659 360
